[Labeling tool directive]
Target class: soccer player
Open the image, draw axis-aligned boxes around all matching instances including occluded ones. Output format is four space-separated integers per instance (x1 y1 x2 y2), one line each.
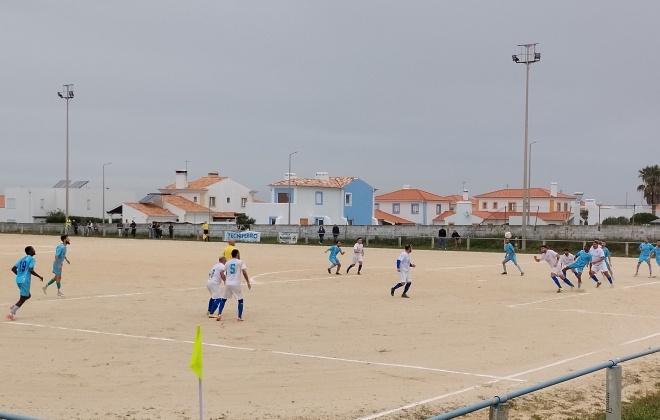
223 239 236 261
652 240 660 271
216 249 251 322
390 244 415 298
534 245 575 293
43 235 70 297
346 237 364 275
7 246 44 320
635 237 654 277
600 240 614 280
501 238 524 276
562 244 595 288
589 240 613 286
206 256 226 318
325 241 344 275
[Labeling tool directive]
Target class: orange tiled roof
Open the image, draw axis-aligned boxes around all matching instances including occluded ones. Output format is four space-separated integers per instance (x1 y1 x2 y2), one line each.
162 175 227 190
434 210 572 222
124 203 176 217
270 177 356 188
475 188 574 199
445 194 478 204
213 212 236 218
0 195 4 208
374 210 415 225
161 195 210 212
433 210 492 221
376 189 450 202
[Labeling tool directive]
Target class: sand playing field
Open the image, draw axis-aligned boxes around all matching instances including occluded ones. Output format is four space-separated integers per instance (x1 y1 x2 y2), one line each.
1 234 659 420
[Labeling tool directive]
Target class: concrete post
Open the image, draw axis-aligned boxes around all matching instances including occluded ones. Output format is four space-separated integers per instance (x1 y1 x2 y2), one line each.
431 237 435 249
40 226 43 234
20 225 24 233
606 365 622 420
489 403 509 420
366 236 370 246
467 237 470 251
625 242 629 257
398 236 401 247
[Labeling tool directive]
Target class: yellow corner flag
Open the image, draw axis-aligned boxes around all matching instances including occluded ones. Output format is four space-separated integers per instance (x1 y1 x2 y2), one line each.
189 325 203 380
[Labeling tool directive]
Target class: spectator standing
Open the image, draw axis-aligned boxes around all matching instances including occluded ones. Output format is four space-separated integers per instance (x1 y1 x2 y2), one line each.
332 224 340 241
168 223 174 239
318 225 325 244
438 227 447 250
451 230 461 248
130 220 137 238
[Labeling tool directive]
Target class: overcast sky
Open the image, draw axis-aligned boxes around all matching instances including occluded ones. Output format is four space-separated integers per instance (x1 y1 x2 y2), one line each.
1 1 658 205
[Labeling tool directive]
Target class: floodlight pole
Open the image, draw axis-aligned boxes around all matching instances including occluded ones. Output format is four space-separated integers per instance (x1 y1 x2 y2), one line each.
58 84 74 221
102 162 112 223
512 44 540 250
288 151 298 225
528 140 538 225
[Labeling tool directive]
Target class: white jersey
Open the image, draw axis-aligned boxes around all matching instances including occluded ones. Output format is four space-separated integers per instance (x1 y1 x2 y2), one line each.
539 250 559 268
589 247 605 264
397 251 412 272
559 253 575 268
224 258 247 286
208 262 226 286
353 243 364 255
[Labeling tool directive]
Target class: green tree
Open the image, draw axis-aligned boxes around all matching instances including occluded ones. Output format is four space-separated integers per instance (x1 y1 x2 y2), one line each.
602 216 629 225
630 212 659 225
45 209 66 223
637 164 660 215
236 213 256 229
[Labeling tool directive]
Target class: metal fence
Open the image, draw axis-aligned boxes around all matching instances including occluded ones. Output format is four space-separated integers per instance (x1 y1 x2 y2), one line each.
0 412 45 420
426 347 660 420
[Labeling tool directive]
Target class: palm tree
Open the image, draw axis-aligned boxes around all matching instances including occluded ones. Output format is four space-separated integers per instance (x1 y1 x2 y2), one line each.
637 165 660 216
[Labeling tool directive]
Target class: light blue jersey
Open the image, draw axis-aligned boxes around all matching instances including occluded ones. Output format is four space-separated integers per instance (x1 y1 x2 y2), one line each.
568 250 591 272
14 255 35 284
328 245 342 264
603 247 611 267
503 243 517 263
55 244 68 264
654 246 660 265
638 243 654 262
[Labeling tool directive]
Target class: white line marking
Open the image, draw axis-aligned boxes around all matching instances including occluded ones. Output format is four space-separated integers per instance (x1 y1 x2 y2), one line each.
508 293 589 308
354 386 479 420
528 307 660 320
4 322 523 382
621 332 660 345
270 350 524 382
502 351 601 379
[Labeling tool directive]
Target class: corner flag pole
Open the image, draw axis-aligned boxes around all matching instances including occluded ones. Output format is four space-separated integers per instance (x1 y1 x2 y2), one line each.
190 325 203 420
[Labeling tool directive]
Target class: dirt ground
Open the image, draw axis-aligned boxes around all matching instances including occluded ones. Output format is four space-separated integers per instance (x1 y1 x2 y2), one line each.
1 233 659 420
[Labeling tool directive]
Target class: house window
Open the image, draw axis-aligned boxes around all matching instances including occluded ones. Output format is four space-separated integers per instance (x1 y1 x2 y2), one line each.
227 197 231 204
345 193 352 206
436 204 442 215
564 203 568 211
375 203 380 210
315 191 323 205
482 202 487 210
411 203 420 214
209 197 216 207
508 202 516 211
392 203 400 214
492 202 498 210
193 196 197 203
269 217 277 225
241 198 247 208
6 198 15 209
277 192 290 203
556 202 561 211
315 218 324 225
40 199 45 209
86 199 91 210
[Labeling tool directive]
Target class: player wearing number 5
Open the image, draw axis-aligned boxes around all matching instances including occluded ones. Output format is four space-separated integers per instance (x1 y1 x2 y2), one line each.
43 235 70 297
7 246 44 320
346 237 364 275
216 249 251 322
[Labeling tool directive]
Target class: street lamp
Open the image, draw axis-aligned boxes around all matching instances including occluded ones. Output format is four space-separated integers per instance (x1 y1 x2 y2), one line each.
102 162 112 223
287 151 298 225
58 84 74 221
527 140 539 224
512 44 540 250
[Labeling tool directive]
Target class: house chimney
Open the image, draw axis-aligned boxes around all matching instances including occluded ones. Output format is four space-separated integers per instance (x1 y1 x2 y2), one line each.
402 184 411 189
550 182 558 197
462 189 469 200
284 173 297 180
208 171 219 177
175 170 188 189
315 172 329 181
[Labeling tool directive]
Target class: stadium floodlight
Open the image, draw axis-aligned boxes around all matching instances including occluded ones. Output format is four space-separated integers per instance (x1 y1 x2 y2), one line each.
512 44 540 250
58 84 74 221
288 151 298 225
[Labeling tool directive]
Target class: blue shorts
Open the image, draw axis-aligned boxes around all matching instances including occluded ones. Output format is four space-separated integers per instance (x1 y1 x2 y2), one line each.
503 255 517 264
566 263 584 274
52 261 62 276
329 257 339 265
638 256 650 263
17 281 31 297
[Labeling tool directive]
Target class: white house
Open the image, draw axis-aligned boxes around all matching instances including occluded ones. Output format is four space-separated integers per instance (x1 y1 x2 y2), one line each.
123 203 178 224
0 195 5 222
2 184 135 223
244 172 377 225
374 186 452 225
159 171 256 214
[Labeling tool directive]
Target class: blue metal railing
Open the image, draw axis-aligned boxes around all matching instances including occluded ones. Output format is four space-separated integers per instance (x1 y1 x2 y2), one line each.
426 346 660 420
0 413 46 420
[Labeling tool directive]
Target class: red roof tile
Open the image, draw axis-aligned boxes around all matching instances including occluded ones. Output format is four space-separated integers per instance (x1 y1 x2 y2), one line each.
213 212 236 218
269 177 356 188
161 195 211 212
475 188 574 199
374 210 415 225
376 189 450 202
445 194 478 204
434 210 572 223
0 195 4 208
124 203 176 217
162 175 227 190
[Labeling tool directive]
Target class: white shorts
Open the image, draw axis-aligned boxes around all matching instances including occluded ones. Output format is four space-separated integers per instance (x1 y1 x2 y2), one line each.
551 264 563 276
206 279 222 299
398 270 411 283
591 261 608 273
221 284 243 300
352 254 363 264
